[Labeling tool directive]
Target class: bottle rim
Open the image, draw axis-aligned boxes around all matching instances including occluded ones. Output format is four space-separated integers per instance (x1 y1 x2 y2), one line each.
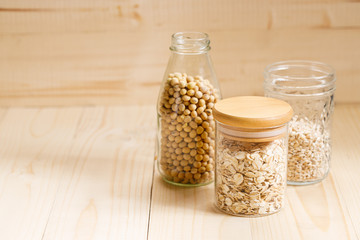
170 32 211 53
264 60 336 95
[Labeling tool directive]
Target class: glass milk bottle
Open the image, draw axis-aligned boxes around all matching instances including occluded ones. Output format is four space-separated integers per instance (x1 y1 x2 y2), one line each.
156 32 221 186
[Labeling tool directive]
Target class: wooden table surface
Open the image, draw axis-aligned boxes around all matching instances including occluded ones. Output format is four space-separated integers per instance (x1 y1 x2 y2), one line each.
0 103 359 240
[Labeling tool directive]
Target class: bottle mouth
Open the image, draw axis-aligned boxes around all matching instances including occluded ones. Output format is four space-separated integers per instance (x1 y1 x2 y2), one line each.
170 32 210 54
264 60 336 97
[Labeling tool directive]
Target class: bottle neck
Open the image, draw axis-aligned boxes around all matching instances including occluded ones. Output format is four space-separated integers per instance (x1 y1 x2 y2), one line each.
170 32 210 54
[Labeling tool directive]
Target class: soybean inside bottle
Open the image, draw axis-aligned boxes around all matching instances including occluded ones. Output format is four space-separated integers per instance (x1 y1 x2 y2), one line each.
156 32 221 186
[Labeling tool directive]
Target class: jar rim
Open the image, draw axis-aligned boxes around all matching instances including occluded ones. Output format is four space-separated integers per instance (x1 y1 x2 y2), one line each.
170 32 210 53
264 60 336 91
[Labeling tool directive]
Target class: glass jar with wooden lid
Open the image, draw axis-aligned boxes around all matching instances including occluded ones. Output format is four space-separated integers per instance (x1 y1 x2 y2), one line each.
213 96 293 217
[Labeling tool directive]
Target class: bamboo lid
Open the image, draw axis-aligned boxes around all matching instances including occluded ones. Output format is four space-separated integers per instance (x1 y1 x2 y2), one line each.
213 96 293 129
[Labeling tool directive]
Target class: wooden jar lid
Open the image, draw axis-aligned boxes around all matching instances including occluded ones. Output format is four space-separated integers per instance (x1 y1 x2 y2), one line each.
213 96 293 129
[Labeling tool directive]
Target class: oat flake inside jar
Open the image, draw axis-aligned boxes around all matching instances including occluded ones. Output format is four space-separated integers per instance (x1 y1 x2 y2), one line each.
213 96 293 217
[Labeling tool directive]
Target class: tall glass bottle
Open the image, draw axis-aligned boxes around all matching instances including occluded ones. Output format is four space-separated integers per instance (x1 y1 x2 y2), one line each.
156 32 221 186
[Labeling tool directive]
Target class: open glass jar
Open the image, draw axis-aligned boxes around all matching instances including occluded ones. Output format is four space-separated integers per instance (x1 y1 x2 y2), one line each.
156 32 221 186
264 60 336 185
213 96 293 217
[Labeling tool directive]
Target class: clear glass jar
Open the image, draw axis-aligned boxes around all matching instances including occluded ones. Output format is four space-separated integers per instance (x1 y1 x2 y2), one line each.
264 60 336 185
213 96 293 217
156 32 221 186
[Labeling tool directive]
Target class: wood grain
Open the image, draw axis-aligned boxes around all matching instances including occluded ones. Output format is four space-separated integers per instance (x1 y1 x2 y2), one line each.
0 107 83 239
1 0 360 106
0 104 359 239
0 105 156 240
331 104 360 239
148 103 360 240
41 106 156 239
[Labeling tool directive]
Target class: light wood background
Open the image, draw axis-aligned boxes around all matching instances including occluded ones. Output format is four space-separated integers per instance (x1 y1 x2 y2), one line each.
1 0 360 106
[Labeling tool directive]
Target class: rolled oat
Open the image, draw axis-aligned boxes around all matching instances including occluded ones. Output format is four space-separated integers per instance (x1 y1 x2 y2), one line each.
215 135 287 216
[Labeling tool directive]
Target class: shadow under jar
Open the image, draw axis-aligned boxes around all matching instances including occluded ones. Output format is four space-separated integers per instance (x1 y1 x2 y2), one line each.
213 96 293 217
264 60 336 185
156 32 221 187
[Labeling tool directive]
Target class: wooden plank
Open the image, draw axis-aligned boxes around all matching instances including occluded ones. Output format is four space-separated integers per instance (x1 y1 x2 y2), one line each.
1 0 359 33
0 29 359 106
147 174 253 240
331 104 360 239
41 105 156 240
0 0 360 106
148 104 360 240
0 107 83 240
147 175 356 240
0 104 359 239
0 108 8 121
